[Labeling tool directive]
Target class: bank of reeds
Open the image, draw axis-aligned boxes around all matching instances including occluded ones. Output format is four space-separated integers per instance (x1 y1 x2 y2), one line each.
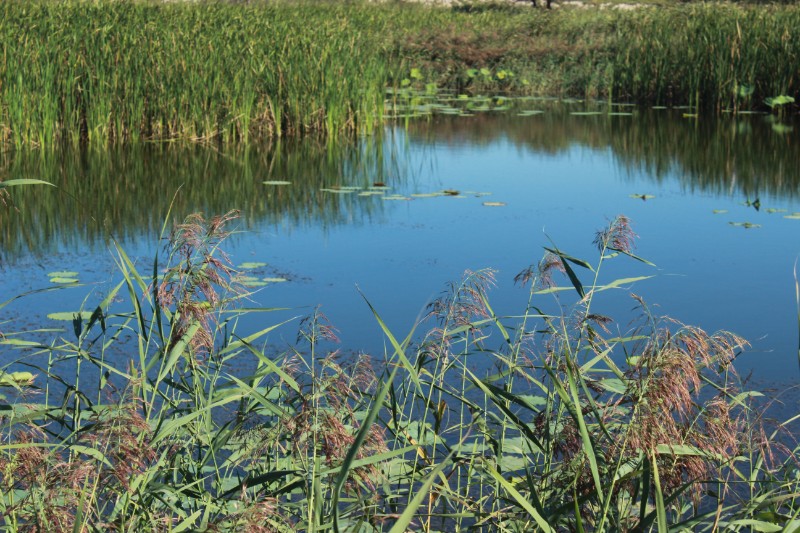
2 1 800 148
0 1 388 147
1 211 798 530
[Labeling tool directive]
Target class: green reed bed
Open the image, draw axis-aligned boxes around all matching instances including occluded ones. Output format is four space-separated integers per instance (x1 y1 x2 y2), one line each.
2 210 799 531
2 1 800 147
0 1 387 147
386 2 800 110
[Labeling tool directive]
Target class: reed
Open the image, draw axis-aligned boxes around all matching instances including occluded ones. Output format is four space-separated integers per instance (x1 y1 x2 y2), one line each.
0 1 387 148
3 1 800 148
1 210 797 530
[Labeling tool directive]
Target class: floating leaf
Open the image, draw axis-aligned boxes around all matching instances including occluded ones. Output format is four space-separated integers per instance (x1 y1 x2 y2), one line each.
729 222 761 229
765 95 795 108
50 277 79 284
517 110 545 116
48 271 78 277
608 112 633 116
383 195 411 201
48 311 94 321
784 213 800 220
682 113 698 118
410 193 443 198
442 189 460 196
320 188 354 194
241 280 269 287
262 180 292 186
358 191 384 197
712 209 728 214
238 262 268 269
570 111 603 116
263 277 288 283
0 372 35 387
629 194 655 201
765 208 787 214
482 202 506 207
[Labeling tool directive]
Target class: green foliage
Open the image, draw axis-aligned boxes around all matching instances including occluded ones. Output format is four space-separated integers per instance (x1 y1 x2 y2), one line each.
1 212 798 530
0 1 387 147
4 1 800 148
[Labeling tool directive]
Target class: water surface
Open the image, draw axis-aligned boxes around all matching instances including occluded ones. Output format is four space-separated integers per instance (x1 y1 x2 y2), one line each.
2 102 799 395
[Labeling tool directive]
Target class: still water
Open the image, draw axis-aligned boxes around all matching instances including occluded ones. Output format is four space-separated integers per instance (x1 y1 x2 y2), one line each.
2 102 799 393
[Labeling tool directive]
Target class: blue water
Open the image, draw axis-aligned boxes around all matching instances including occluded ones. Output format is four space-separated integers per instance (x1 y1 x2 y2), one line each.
2 110 799 398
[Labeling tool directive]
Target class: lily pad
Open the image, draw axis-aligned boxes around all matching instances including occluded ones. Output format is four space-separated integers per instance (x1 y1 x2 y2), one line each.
729 222 761 229
241 280 269 288
765 208 787 214
410 192 443 198
263 181 292 186
263 277 288 283
50 277 79 284
382 195 411 201
712 209 728 214
320 188 354 194
784 213 800 220
358 191 384 197
629 194 655 200
48 271 78 277
442 189 460 196
482 202 506 207
238 262 267 269
570 111 603 116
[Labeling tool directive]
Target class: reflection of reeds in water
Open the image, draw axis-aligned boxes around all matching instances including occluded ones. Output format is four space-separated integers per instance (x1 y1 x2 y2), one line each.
0 138 399 260
405 105 800 199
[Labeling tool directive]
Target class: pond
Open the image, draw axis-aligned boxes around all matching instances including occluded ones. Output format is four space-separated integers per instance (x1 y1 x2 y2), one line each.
2 99 799 397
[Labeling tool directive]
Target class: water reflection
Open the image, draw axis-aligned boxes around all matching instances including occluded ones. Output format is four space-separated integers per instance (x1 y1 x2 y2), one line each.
0 137 398 259
1 104 798 261
405 106 799 199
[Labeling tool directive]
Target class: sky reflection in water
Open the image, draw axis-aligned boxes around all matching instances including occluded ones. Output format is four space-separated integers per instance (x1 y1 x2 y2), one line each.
2 106 799 393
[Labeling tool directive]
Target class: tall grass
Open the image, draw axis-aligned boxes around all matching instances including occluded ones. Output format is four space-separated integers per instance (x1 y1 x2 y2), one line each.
1 211 798 530
0 1 387 148
3 1 800 148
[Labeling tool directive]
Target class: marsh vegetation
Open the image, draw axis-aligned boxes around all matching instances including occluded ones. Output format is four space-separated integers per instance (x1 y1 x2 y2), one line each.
2 0 800 530
1 0 799 147
3 212 799 531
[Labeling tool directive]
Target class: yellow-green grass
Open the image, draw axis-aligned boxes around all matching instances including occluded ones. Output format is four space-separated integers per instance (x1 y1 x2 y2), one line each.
1 0 800 147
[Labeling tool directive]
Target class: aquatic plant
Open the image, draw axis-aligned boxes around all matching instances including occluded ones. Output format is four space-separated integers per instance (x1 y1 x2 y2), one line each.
4 1 800 147
2 210 798 530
